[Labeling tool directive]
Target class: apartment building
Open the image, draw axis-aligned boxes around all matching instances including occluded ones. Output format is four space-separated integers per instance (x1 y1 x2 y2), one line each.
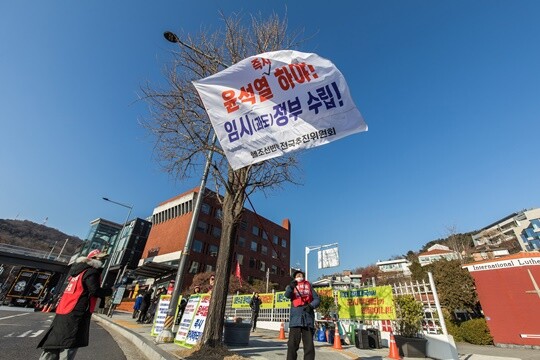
472 208 540 251
139 187 291 291
376 258 412 276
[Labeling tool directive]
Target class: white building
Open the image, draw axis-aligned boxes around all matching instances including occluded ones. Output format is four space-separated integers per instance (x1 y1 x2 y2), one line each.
376 258 411 276
418 244 459 266
472 208 540 251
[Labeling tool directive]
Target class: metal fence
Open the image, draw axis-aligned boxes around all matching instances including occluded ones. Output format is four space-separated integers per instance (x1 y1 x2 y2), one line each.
224 274 446 336
0 243 71 263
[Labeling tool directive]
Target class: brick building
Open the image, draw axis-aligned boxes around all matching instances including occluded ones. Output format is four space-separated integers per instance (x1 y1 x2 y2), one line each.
139 187 291 291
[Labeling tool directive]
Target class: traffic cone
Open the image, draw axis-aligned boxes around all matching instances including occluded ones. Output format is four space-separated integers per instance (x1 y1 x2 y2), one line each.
278 322 286 340
388 332 400 360
333 322 343 350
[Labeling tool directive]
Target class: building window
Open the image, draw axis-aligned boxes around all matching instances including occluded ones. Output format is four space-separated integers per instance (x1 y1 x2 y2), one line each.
197 221 208 233
261 245 268 256
262 231 268 240
201 203 211 215
192 240 203 253
238 237 246 247
209 244 219 257
251 241 258 252
215 209 223 220
272 250 278 259
281 239 287 248
271 265 277 274
212 226 221 238
252 226 260 236
240 220 248 230
249 257 256 268
236 253 244 265
205 264 213 272
273 235 279 245
189 261 199 274
260 261 266 272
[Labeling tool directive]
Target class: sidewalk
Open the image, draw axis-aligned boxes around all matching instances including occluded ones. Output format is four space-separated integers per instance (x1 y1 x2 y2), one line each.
93 310 537 360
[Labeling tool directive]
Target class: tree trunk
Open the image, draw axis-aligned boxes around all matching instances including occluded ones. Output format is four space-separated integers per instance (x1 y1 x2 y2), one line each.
201 167 248 347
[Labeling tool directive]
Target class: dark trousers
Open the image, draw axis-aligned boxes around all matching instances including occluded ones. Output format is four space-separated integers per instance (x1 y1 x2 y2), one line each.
287 327 315 360
251 311 259 330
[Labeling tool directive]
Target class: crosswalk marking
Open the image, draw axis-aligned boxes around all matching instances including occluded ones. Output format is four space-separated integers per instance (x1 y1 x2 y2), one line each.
4 329 44 338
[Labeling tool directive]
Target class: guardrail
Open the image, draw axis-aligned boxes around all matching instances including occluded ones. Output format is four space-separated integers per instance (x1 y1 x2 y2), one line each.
0 243 71 263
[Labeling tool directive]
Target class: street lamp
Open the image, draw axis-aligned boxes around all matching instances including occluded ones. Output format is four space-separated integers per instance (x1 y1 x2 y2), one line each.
155 30 225 344
101 197 133 287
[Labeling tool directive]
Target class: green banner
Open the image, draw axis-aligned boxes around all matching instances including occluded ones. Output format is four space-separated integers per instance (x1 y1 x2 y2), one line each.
337 285 396 320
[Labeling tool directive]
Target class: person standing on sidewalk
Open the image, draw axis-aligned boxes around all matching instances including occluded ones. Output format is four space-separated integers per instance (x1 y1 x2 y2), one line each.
250 292 262 331
284 270 320 360
37 249 113 360
132 292 143 319
136 288 153 323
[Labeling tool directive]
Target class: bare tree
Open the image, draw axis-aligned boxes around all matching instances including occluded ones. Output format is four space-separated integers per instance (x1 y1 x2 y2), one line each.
141 12 304 348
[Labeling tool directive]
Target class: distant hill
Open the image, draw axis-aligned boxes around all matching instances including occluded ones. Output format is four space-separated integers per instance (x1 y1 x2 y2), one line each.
0 219 84 257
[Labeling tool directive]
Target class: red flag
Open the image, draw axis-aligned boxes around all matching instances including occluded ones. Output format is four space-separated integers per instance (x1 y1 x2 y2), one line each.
235 261 242 287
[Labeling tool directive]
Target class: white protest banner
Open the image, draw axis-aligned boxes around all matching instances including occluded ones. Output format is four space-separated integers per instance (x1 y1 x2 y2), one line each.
174 294 202 345
151 295 171 336
318 246 340 269
193 50 367 170
185 294 211 347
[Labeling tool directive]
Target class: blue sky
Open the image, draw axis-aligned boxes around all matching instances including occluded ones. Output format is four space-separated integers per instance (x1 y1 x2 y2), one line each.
1 1 539 281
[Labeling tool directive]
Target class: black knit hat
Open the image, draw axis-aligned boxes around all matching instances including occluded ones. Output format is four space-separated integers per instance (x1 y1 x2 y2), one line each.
292 270 305 278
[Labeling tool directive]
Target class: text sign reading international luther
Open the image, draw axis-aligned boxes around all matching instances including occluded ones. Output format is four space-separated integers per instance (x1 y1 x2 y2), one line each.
193 50 368 170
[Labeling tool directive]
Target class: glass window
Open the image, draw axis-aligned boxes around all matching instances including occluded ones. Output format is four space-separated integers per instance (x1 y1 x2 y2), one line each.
189 261 199 274
281 239 287 248
212 226 221 238
209 244 219 256
251 241 258 252
252 226 259 236
273 235 279 245
197 221 208 233
260 261 266 272
215 209 223 219
240 220 248 230
236 253 244 265
238 237 246 247
192 240 203 253
272 250 278 259
249 257 256 268
201 203 211 215
205 264 213 272
262 231 268 240
271 265 277 275
261 245 268 256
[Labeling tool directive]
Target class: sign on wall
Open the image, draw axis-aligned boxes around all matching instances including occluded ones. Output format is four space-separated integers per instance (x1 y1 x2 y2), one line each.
337 285 396 320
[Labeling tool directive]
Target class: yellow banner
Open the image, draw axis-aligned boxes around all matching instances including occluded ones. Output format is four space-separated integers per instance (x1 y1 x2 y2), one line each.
316 287 334 298
274 291 291 309
232 293 276 309
338 286 396 320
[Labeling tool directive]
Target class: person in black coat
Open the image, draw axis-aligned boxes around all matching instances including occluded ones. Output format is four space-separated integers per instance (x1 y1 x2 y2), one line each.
250 292 262 331
136 288 154 323
37 249 112 360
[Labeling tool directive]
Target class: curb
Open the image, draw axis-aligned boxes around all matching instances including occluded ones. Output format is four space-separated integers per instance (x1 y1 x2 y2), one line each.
93 314 177 360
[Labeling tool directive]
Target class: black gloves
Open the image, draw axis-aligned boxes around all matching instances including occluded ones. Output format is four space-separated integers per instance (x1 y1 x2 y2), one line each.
290 280 297 289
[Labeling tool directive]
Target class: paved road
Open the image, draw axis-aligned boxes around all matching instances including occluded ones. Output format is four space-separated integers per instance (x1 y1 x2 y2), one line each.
0 307 148 360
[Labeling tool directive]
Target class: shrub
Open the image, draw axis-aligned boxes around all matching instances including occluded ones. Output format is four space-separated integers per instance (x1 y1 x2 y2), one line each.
459 318 493 345
394 295 424 337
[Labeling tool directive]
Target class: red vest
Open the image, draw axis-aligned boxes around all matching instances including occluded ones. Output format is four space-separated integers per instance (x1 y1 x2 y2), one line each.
56 269 98 315
291 281 314 307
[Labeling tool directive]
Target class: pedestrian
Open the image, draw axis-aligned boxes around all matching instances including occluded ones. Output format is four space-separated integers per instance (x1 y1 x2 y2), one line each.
250 292 262 332
132 292 143 319
37 249 113 360
136 288 154 323
284 270 320 360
